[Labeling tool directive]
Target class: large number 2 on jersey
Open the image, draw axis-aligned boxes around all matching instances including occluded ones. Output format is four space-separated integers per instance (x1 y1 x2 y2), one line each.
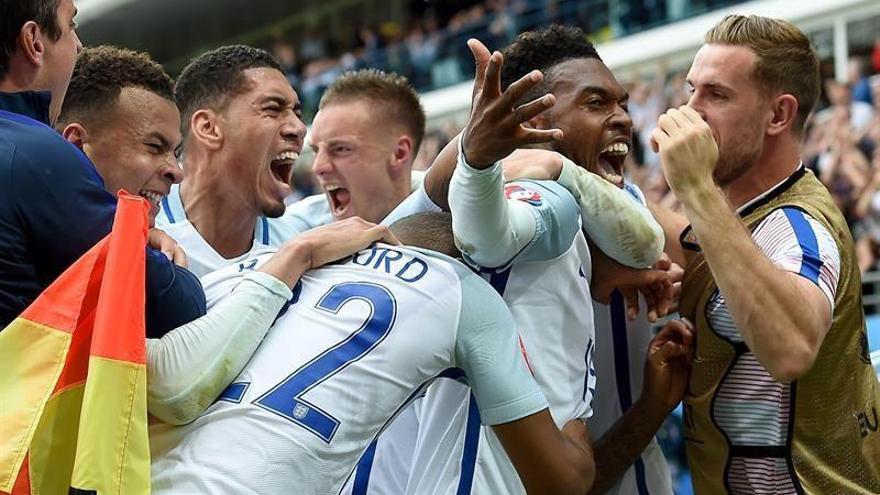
253 282 397 443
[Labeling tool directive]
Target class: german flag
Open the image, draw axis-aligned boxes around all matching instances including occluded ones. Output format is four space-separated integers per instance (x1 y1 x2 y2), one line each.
0 193 151 495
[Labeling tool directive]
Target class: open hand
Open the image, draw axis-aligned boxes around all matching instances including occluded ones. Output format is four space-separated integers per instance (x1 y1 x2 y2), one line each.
260 218 399 287
461 38 562 169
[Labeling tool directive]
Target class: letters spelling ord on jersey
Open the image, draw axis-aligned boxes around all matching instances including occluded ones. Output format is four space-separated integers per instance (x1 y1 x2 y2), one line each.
351 245 429 283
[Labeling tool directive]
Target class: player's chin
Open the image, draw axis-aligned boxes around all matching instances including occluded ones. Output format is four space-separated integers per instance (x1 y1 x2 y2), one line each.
261 197 287 218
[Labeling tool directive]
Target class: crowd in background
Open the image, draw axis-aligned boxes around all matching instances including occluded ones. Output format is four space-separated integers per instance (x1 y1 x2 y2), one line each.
292 46 880 281
270 0 742 117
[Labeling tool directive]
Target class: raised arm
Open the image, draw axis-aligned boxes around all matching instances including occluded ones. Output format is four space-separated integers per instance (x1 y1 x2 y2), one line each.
588 319 693 493
653 106 835 382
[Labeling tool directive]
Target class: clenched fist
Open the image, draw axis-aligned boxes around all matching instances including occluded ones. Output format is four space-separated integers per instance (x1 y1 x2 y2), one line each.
651 106 719 199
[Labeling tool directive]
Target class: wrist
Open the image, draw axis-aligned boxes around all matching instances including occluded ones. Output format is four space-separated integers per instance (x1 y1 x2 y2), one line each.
633 393 675 425
672 177 720 208
259 242 311 288
460 132 497 170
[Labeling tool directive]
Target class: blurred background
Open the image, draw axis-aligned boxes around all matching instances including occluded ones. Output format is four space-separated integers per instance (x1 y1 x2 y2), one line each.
75 1 880 492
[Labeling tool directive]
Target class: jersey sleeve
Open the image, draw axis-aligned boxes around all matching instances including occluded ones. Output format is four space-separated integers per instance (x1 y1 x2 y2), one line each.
272 194 333 242
452 269 548 425
146 270 292 424
448 142 580 269
144 249 208 338
751 207 841 310
381 186 444 226
11 138 116 278
556 157 664 268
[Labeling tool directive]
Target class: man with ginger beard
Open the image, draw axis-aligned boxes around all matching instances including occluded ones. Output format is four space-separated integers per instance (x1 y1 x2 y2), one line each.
650 14 880 493
156 45 308 276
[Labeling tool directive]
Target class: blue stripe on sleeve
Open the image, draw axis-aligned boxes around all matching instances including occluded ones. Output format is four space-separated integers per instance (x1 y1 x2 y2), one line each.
352 439 378 495
782 208 823 284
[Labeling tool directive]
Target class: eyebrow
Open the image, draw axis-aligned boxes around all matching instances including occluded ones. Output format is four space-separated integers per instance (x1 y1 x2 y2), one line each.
146 132 178 150
687 79 735 93
260 96 288 106
577 85 629 101
311 137 354 151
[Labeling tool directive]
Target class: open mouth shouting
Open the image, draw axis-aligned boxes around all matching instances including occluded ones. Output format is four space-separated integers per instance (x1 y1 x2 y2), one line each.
269 150 299 195
324 184 352 218
596 141 629 187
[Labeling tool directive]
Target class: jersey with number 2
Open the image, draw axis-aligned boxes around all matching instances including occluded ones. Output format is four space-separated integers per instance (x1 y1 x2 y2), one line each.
150 244 546 495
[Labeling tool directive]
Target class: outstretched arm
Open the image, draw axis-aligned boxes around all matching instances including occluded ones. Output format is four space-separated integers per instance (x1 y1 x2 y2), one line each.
494 413 595 495
447 39 566 267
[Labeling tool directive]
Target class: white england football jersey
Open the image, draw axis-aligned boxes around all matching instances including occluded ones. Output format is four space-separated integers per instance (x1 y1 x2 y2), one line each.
150 244 547 495
156 184 288 277
591 294 674 495
403 179 597 494
589 182 673 495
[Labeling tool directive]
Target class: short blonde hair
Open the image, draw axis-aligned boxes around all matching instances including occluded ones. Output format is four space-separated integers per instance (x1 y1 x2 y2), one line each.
319 69 425 151
705 14 819 132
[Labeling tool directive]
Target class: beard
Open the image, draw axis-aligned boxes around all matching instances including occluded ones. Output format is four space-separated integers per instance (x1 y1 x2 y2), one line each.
713 125 764 186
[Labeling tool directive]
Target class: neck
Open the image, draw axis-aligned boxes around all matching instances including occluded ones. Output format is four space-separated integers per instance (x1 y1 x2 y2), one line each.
179 151 260 259
0 65 38 94
722 135 801 210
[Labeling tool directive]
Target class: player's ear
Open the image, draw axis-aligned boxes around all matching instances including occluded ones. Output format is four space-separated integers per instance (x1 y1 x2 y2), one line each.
767 94 798 136
61 123 87 150
17 21 46 67
389 134 414 178
191 109 223 150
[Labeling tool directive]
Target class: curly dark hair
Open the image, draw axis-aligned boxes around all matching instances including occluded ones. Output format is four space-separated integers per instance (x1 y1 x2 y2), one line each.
56 45 174 129
1 0 62 78
320 68 426 152
174 45 284 139
500 24 601 105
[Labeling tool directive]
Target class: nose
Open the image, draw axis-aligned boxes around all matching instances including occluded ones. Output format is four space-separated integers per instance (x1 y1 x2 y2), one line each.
686 93 708 121
311 147 333 177
162 160 184 185
608 103 632 133
281 112 306 146
74 31 83 54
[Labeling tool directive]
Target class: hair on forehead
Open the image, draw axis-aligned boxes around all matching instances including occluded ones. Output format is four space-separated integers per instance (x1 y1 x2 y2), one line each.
500 24 601 105
174 45 285 138
56 45 174 130
319 68 426 153
705 14 819 132
1 0 62 78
